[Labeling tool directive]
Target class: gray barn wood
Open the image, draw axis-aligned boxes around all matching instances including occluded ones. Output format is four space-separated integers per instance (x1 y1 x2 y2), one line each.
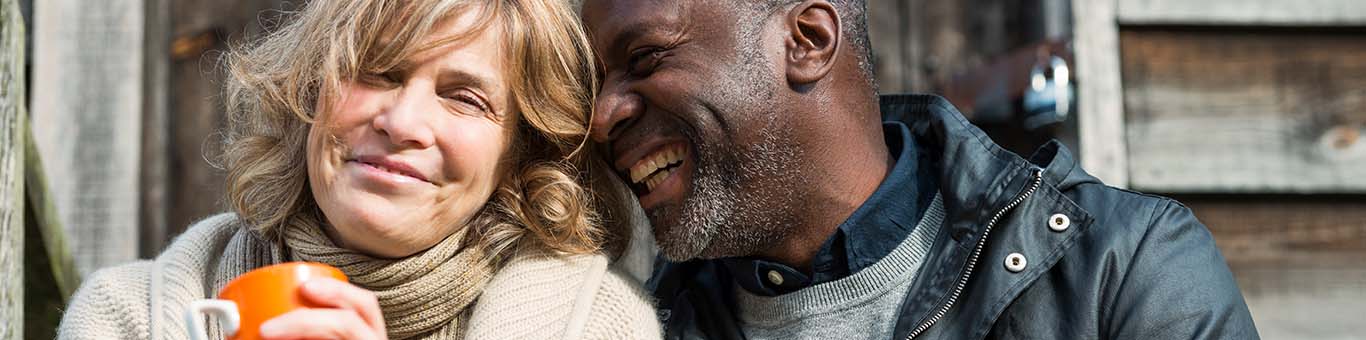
1 0 27 338
30 0 144 275
1122 30 1366 193
153 0 287 252
1071 0 1130 188
1118 0 1366 26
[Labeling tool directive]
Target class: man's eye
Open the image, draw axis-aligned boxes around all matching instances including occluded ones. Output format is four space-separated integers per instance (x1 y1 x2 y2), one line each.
627 48 665 76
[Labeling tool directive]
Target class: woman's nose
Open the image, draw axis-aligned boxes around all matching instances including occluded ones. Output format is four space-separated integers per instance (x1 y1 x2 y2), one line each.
590 81 642 143
372 89 436 149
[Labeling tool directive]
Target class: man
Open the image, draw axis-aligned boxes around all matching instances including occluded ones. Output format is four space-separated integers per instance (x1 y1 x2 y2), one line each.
581 0 1260 339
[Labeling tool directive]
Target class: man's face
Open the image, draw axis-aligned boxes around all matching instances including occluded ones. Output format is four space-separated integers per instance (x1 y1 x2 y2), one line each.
583 0 803 261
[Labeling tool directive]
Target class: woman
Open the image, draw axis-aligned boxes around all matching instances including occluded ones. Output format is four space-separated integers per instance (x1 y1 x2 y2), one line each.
57 0 659 339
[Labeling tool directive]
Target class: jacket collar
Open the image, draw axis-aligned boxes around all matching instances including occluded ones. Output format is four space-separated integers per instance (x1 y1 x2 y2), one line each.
882 94 1098 339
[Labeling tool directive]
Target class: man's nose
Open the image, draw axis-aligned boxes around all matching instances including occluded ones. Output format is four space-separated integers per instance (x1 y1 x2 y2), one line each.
590 81 642 143
372 88 436 149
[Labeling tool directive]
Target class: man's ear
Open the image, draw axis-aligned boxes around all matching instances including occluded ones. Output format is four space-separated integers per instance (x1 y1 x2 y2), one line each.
784 0 840 86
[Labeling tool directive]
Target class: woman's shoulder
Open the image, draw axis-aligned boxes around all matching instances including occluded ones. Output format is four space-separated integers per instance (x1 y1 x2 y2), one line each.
579 266 663 340
167 212 246 250
466 252 661 340
58 213 249 339
58 261 155 339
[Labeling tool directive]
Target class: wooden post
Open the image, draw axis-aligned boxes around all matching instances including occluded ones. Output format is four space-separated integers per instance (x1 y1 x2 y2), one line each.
140 0 169 257
1 0 28 338
31 0 145 275
1071 0 1130 187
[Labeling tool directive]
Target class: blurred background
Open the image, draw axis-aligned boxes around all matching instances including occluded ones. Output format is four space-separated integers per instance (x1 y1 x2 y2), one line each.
1 0 1364 339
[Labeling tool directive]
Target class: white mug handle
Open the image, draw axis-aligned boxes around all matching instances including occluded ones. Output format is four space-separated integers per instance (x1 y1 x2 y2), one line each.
185 299 240 340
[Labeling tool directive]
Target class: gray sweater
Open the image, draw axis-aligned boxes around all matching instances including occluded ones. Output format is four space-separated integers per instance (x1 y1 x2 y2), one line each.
734 195 944 340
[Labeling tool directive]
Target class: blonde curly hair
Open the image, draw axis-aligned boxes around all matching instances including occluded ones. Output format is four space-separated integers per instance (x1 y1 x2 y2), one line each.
221 0 629 261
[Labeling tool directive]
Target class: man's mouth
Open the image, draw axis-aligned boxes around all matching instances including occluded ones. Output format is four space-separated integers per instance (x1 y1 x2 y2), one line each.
626 144 687 194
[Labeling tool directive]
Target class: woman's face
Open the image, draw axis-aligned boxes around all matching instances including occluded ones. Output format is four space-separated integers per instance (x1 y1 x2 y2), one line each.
308 10 513 258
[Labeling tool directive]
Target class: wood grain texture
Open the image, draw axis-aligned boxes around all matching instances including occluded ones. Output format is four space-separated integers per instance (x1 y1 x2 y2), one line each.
1 0 26 337
160 0 286 247
867 0 911 93
1177 195 1366 339
868 0 1030 95
139 0 169 257
1071 0 1130 187
1118 0 1366 26
25 125 81 305
31 0 144 276
1122 29 1366 193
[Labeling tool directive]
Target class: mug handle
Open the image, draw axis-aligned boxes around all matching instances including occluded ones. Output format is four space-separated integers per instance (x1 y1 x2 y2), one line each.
185 300 240 340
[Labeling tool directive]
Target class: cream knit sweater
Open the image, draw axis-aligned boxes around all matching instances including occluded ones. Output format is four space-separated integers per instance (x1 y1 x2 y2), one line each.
56 213 662 340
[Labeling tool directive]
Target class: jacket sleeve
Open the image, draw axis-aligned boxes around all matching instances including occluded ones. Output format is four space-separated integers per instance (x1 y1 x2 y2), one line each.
57 262 153 340
1107 200 1260 340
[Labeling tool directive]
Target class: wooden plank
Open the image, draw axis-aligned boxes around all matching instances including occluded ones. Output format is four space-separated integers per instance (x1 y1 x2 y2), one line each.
1122 29 1366 193
1236 266 1366 340
25 125 83 304
1070 0 1129 187
31 0 145 275
867 0 910 93
1 0 26 337
1177 195 1366 339
160 0 285 246
1117 0 1366 27
1179 195 1366 267
139 0 169 257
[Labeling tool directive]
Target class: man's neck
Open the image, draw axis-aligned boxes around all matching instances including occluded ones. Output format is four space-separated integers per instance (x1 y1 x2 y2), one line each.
758 119 893 271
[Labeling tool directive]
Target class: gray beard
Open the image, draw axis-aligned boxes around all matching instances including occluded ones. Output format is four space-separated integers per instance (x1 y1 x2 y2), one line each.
651 115 802 261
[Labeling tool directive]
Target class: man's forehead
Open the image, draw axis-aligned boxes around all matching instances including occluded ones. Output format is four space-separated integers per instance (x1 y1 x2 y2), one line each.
582 0 689 34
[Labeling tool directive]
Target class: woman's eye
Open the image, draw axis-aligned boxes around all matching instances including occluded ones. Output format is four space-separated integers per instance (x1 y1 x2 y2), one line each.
627 48 666 76
444 92 490 114
360 71 401 88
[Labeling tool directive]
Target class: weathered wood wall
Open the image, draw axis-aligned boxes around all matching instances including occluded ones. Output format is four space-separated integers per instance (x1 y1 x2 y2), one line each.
1180 195 1366 339
30 0 145 276
1117 0 1366 26
146 0 286 253
867 0 1082 159
1 0 27 338
1122 29 1366 193
869 0 1022 95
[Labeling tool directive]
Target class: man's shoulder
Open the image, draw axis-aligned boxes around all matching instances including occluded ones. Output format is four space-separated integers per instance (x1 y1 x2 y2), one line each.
1057 179 1200 245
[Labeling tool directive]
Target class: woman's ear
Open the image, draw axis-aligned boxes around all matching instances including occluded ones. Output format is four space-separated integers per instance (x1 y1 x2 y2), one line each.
784 0 840 86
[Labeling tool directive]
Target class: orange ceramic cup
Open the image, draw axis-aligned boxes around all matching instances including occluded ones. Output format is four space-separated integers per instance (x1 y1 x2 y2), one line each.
184 262 348 340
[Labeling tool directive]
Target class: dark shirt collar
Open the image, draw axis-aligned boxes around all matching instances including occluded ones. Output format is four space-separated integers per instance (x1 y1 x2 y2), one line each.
724 121 938 296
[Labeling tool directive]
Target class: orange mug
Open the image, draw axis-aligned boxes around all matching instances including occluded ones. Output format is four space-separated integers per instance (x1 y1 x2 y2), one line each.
184 262 348 340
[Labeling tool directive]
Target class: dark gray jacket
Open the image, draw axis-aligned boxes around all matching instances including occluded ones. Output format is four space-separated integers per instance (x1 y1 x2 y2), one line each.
648 94 1260 339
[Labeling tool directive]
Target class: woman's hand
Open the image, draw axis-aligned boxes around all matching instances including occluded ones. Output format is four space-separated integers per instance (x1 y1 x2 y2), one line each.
258 278 388 340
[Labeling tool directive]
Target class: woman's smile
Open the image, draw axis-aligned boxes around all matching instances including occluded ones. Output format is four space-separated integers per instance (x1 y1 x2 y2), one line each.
345 155 436 189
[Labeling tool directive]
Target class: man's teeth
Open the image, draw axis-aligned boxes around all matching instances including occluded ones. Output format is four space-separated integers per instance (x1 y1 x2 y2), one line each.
645 167 677 192
629 145 686 187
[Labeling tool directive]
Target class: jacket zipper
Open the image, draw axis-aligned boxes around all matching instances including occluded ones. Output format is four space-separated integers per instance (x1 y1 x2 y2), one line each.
905 168 1044 339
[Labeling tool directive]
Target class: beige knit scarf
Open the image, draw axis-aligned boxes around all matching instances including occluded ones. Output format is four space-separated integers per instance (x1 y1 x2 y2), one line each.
280 218 494 339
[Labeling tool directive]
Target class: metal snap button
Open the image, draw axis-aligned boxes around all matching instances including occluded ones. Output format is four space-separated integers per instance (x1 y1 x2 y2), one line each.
767 270 785 285
1004 253 1028 273
1048 213 1070 232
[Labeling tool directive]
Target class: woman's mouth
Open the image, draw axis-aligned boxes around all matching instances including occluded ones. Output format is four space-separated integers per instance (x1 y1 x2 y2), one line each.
350 155 431 184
